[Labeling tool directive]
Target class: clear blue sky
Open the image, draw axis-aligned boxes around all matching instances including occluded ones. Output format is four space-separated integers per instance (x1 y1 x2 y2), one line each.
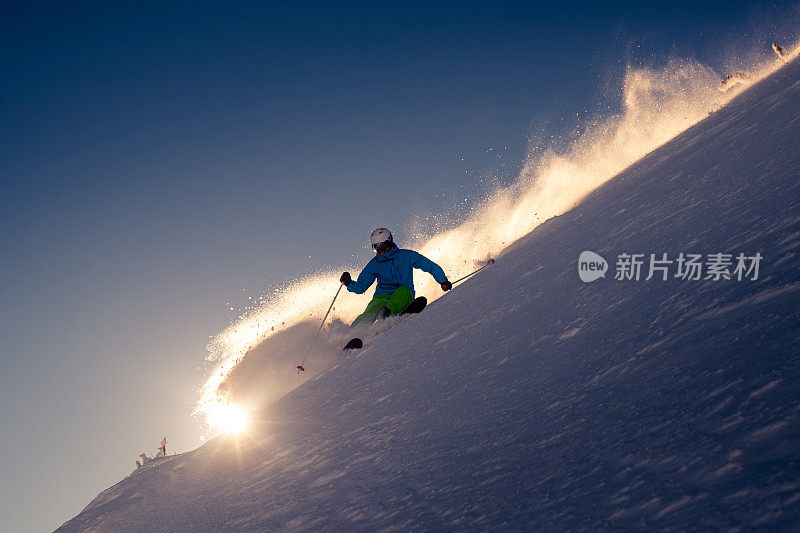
0 1 795 531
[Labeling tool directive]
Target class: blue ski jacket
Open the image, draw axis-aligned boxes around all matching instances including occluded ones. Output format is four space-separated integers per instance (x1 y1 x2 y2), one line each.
347 244 448 297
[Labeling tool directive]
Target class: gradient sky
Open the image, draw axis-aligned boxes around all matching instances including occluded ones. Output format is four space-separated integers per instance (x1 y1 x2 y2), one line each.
1 1 796 531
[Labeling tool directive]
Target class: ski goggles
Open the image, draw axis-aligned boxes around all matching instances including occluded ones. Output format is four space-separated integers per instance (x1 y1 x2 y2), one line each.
372 240 392 253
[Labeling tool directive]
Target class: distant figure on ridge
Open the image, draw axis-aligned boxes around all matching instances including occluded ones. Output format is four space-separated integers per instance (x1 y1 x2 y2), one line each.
340 228 451 327
136 453 151 468
156 437 168 458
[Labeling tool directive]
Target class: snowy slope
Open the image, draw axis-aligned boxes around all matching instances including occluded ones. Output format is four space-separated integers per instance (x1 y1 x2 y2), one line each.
58 57 800 531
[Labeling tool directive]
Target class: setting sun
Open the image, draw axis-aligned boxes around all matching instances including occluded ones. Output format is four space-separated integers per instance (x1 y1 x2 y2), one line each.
207 402 248 435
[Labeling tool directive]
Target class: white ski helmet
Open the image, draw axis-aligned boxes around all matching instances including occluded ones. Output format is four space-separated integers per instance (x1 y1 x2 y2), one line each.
370 227 393 252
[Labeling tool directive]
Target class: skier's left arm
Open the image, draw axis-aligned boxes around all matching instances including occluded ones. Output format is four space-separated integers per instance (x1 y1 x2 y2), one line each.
411 251 448 285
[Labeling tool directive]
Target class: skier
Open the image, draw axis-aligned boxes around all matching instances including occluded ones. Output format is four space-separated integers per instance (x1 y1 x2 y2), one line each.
340 228 452 326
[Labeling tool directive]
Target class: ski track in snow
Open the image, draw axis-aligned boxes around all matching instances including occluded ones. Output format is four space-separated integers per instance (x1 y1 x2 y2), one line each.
58 57 800 531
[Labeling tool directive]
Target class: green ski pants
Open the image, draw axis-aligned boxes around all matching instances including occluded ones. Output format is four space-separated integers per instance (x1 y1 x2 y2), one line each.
350 286 413 327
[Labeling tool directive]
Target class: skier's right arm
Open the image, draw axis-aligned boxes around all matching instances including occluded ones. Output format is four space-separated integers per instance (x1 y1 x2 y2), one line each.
346 262 378 294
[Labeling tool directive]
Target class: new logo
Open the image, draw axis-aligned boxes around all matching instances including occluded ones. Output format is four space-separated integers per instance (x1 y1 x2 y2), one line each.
578 251 608 282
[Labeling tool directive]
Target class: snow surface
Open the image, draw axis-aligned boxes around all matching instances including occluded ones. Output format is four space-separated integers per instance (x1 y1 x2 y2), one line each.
58 56 800 531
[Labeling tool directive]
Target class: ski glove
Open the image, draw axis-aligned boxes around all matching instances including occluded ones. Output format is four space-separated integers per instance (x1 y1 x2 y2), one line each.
340 272 352 286
441 280 452 291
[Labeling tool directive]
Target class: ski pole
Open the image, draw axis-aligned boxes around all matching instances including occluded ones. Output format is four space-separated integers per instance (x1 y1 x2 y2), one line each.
452 258 495 286
297 283 343 373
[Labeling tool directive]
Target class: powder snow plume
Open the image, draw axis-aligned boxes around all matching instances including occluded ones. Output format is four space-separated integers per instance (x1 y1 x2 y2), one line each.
195 39 798 431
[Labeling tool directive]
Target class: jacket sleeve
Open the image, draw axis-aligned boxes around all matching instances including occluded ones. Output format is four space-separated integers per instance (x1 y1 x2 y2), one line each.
412 251 448 284
347 260 378 294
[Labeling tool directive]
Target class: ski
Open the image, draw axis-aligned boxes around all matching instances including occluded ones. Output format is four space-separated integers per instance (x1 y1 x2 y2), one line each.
400 296 427 315
343 338 363 350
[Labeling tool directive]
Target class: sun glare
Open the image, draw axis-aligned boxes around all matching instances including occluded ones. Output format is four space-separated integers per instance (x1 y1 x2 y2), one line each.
207 402 249 435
